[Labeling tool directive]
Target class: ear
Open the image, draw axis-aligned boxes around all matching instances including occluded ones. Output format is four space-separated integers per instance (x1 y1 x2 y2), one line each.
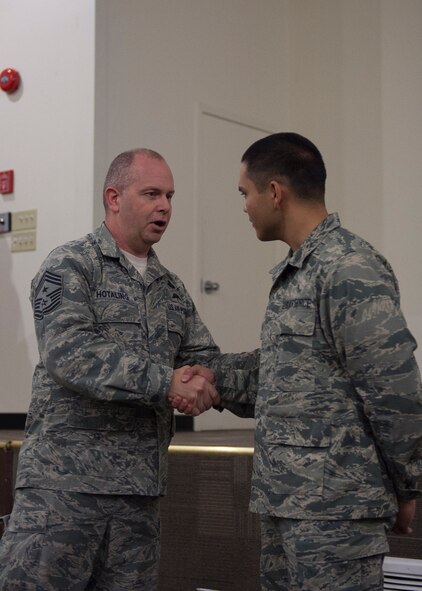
269 180 285 209
104 186 121 213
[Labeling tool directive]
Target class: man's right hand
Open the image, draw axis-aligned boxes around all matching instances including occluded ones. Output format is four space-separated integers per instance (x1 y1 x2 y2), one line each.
181 364 215 384
167 366 219 416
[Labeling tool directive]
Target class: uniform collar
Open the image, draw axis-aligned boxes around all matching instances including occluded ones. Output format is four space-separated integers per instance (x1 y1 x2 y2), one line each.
95 223 121 258
94 223 166 283
271 212 341 280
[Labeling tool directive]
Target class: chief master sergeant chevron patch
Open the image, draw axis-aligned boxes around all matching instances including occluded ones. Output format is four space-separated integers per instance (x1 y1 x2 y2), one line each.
33 270 63 320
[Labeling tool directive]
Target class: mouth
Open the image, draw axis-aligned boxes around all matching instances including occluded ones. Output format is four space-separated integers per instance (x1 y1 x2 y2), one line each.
150 220 167 229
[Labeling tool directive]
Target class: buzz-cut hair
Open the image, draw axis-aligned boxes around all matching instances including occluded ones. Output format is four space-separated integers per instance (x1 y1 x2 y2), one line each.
103 148 164 208
241 132 326 201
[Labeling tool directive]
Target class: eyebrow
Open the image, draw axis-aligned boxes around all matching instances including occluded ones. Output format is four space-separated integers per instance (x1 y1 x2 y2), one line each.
141 186 175 195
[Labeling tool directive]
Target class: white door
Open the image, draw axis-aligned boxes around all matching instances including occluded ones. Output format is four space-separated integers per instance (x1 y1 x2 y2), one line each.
194 109 282 430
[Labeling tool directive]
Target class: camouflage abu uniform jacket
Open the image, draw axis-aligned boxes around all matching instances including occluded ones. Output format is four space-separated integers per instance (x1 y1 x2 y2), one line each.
16 223 254 496
223 213 422 520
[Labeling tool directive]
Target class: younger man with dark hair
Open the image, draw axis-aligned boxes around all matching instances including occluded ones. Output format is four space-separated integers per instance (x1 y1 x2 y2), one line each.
222 132 422 591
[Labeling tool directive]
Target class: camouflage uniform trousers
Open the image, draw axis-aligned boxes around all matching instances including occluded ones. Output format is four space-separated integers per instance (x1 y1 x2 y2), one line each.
260 515 394 591
0 487 160 591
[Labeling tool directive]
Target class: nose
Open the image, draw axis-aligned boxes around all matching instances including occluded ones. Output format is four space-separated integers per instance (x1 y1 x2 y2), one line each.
157 194 171 213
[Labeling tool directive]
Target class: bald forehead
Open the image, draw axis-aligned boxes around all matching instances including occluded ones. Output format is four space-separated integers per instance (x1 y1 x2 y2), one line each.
131 154 173 177
128 154 175 194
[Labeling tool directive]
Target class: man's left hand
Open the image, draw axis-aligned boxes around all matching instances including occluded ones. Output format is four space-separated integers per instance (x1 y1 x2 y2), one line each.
392 499 416 535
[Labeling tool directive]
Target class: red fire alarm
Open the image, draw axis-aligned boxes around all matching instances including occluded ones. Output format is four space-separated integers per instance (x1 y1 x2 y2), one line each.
0 170 14 194
0 68 20 93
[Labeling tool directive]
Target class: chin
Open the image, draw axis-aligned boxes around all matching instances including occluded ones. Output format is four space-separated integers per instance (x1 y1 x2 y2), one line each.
256 230 269 241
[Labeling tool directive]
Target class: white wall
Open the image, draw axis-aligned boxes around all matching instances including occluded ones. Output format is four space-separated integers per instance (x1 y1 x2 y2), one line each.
94 0 288 299
286 0 384 246
286 0 422 366
0 0 95 412
380 0 422 360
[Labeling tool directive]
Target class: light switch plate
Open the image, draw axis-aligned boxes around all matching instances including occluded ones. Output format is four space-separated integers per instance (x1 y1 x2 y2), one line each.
11 230 37 252
11 209 37 231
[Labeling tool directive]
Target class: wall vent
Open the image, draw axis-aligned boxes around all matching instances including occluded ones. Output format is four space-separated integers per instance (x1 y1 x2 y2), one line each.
384 556 422 590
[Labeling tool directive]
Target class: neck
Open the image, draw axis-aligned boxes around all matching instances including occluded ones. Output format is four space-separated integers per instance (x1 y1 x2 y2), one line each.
104 219 150 257
285 204 328 252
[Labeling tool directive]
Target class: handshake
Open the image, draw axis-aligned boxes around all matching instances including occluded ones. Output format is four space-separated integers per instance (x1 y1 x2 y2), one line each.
167 365 219 416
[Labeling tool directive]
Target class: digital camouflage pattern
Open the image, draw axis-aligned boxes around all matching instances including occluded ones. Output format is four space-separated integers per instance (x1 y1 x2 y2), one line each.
15 223 224 496
0 222 258 589
221 213 422 519
0 488 160 590
260 516 392 591
254 213 422 518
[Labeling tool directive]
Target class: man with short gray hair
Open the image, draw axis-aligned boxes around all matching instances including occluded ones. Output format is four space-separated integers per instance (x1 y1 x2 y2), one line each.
0 148 256 590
